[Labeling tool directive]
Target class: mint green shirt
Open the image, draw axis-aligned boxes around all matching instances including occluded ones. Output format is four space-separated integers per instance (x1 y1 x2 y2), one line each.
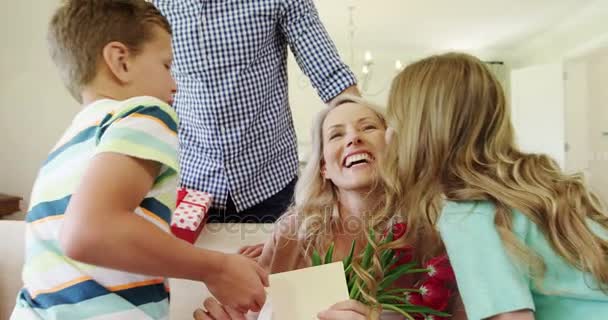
437 201 608 320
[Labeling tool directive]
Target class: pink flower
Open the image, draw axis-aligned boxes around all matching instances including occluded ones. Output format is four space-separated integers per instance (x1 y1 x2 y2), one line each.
424 254 455 283
419 279 451 311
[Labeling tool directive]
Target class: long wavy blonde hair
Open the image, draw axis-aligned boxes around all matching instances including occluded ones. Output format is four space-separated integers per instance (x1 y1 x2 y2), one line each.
380 52 608 291
290 94 396 312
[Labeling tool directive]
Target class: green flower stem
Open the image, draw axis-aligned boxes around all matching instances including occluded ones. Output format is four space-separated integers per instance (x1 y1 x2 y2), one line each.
378 295 405 304
349 280 361 300
380 288 421 296
381 304 415 320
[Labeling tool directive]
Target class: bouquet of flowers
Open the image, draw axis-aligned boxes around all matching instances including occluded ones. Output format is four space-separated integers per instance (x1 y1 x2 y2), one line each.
311 223 455 320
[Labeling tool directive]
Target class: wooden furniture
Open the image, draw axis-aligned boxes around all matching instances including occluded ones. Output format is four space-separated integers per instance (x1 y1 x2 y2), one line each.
0 194 22 218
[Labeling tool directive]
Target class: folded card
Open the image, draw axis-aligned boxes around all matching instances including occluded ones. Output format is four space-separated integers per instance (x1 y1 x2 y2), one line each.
265 262 349 320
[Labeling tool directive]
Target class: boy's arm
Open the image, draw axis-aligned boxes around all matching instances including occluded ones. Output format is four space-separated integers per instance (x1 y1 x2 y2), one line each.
60 152 268 312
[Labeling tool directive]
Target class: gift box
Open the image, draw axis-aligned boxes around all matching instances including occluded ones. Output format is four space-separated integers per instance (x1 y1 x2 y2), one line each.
171 188 212 244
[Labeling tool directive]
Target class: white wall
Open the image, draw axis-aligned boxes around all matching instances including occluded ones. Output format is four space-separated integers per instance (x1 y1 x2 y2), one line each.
506 0 608 68
0 0 79 212
510 64 565 168
587 53 608 201
564 61 590 174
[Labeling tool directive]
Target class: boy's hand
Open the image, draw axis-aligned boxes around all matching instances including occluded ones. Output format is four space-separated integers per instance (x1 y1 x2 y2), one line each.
193 297 246 320
238 243 264 259
205 253 268 314
317 300 374 320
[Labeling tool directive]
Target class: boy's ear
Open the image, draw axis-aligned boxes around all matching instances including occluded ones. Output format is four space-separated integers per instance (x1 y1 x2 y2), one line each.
102 41 133 84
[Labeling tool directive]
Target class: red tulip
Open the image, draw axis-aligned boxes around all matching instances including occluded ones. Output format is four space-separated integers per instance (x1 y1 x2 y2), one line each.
392 222 407 239
419 279 451 311
406 292 424 306
424 254 455 283
395 245 414 265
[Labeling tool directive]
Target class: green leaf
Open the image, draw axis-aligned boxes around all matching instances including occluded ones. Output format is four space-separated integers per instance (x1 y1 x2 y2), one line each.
379 262 418 291
383 255 399 272
380 248 396 269
324 243 335 264
360 228 376 270
380 232 396 269
383 261 416 278
379 288 421 297
342 240 356 270
381 229 394 245
349 279 361 300
377 294 405 304
311 250 322 266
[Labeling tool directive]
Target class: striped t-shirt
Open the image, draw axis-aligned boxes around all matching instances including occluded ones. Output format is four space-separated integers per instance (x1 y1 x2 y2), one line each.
11 96 180 320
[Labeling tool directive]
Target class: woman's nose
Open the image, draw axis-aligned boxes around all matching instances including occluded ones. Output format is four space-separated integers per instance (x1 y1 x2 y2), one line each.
346 132 362 147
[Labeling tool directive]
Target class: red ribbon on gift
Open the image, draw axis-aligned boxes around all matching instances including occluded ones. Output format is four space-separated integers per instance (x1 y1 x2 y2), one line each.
171 188 212 244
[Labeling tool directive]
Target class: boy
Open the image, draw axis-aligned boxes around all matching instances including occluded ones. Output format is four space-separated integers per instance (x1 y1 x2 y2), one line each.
11 1 267 319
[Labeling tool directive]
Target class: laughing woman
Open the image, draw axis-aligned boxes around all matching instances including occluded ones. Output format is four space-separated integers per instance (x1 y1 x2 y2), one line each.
381 52 608 320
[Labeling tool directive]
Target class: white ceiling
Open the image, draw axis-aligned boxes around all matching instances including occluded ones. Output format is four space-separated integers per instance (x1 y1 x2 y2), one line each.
315 0 601 60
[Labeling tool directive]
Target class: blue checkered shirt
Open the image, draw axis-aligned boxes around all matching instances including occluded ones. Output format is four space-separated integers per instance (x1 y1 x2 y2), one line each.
153 0 356 211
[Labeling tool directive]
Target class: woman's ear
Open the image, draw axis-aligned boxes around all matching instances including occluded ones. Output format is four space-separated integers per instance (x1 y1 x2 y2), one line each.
321 163 327 179
101 41 133 84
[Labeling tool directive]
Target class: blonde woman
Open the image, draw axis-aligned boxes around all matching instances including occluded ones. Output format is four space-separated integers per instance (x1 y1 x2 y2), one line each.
381 52 608 320
195 96 466 320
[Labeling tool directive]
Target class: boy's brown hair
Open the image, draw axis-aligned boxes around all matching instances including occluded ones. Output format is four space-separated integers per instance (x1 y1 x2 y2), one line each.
48 0 172 101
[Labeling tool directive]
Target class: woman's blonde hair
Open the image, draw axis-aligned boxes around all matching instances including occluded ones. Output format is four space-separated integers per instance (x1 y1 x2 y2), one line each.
381 52 608 291
287 94 395 310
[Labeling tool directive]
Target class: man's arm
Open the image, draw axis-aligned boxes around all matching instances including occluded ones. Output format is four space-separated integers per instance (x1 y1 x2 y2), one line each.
327 85 361 106
279 0 359 103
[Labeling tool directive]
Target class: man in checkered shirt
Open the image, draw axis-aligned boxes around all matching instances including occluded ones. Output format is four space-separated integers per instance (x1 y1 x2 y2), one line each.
152 0 358 223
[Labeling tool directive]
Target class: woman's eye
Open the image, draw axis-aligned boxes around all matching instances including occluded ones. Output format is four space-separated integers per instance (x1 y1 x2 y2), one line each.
363 125 377 131
329 132 342 140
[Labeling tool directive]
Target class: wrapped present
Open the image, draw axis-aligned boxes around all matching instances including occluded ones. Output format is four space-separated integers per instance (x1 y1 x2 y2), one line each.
171 188 212 243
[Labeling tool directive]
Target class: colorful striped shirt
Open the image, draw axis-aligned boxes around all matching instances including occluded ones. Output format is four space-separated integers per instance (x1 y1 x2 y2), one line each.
11 96 180 320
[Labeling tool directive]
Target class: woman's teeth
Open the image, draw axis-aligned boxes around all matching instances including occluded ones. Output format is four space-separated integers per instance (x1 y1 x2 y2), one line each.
345 153 371 168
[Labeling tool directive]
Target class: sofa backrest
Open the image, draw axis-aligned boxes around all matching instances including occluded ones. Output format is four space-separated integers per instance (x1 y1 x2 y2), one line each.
0 221 25 319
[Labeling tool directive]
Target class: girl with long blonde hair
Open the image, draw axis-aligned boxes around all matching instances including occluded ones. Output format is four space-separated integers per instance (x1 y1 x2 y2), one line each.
381 52 608 320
